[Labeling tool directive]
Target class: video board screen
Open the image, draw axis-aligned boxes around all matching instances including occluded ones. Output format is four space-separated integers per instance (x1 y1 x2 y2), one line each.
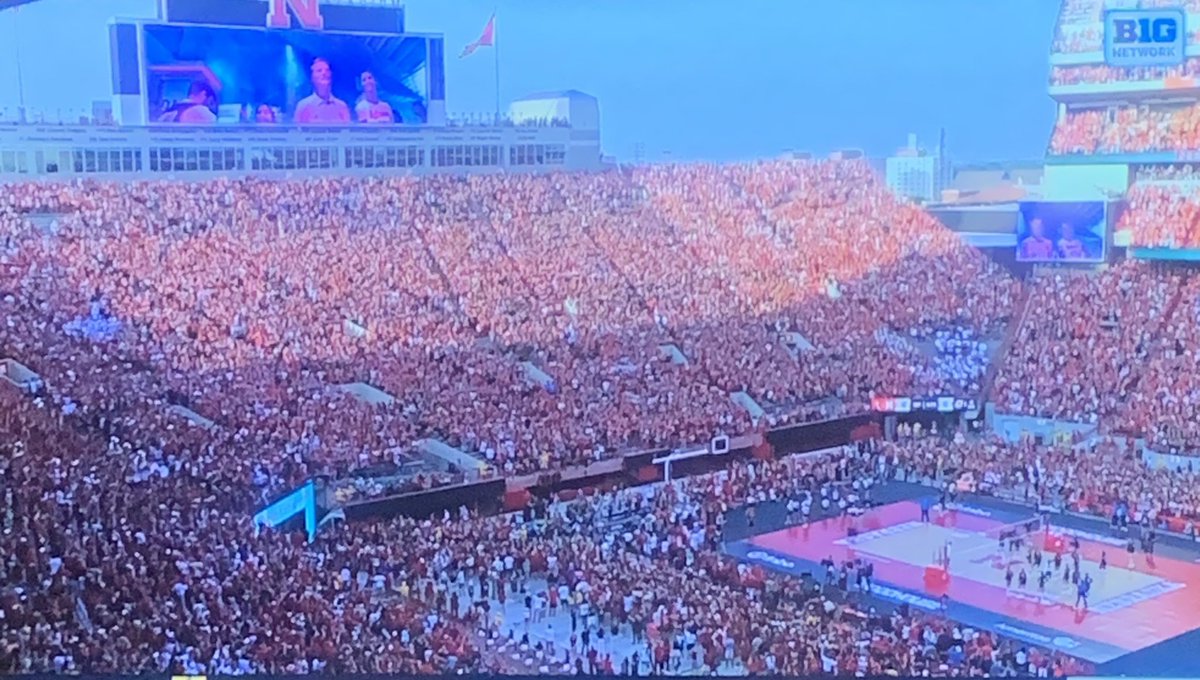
142 23 429 125
1016 201 1107 263
871 396 978 413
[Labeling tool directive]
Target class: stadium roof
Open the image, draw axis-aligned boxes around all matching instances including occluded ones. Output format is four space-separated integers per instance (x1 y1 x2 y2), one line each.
0 0 40 10
513 90 596 102
952 167 1042 193
934 184 1029 206
954 160 1044 171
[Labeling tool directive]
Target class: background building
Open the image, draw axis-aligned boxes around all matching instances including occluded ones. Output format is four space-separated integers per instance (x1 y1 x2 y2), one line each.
885 132 948 202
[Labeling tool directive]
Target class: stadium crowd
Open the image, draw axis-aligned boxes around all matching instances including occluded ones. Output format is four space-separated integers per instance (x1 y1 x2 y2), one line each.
5 159 1200 676
1131 275 1200 451
1052 16 1200 54
1136 164 1200 181
1052 23 1103 55
1 370 1146 677
1056 0 1110 26
1119 182 1200 249
0 163 1016 491
9 358 1198 677
1051 59 1200 88
895 433 1200 534
1050 104 1200 156
993 261 1200 452
1048 0 1200 74
994 263 1173 428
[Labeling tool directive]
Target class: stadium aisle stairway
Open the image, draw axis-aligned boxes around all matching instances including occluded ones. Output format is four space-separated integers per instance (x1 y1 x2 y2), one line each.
978 282 1033 409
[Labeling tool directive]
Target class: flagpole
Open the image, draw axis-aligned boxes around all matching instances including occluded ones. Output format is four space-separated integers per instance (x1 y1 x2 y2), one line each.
492 10 501 123
13 8 26 122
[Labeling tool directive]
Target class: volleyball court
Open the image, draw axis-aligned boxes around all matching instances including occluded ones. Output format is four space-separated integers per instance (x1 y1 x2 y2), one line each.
918 513 1083 604
841 506 1176 610
744 499 1200 662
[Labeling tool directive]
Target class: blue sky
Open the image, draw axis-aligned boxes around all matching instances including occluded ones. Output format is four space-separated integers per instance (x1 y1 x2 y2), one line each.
0 0 1061 162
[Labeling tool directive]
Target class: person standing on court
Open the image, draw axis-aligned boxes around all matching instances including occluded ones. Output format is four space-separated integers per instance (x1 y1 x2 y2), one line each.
1075 573 1092 610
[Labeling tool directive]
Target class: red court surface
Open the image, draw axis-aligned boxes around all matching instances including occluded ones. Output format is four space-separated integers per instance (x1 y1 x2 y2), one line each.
749 500 1200 654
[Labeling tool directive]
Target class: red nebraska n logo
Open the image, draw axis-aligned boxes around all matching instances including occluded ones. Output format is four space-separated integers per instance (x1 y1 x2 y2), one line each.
267 0 324 30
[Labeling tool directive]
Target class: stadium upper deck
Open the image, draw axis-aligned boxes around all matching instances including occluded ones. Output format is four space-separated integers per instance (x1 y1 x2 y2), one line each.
1048 0 1200 163
1041 0 1200 254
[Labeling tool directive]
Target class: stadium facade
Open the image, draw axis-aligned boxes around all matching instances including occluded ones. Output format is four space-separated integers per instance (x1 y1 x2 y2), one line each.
0 0 604 179
0 121 602 178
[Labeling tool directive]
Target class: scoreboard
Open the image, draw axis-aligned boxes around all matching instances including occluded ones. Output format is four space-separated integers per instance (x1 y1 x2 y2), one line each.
109 0 447 126
871 395 979 414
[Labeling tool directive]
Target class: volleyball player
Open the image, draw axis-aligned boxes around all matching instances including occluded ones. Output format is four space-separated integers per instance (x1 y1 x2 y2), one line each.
1075 573 1092 611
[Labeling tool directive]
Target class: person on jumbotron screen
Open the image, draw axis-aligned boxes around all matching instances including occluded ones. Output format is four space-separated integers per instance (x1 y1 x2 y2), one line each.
255 104 278 124
355 70 395 124
294 57 351 125
1018 216 1055 260
156 80 218 124
1057 221 1087 259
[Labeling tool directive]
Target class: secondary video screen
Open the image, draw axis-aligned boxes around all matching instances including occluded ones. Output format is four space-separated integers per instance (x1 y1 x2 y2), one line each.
1016 200 1107 262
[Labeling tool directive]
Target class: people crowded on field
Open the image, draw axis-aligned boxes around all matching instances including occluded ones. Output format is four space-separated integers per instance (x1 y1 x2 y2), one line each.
2 381 1133 676
8 371 1193 676
4 161 1200 676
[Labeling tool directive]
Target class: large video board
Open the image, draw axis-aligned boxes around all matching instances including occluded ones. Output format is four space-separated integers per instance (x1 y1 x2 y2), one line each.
1015 200 1108 263
142 23 430 125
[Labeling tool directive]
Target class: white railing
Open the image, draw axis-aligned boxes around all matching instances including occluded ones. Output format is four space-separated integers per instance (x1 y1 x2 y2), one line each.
0 108 112 127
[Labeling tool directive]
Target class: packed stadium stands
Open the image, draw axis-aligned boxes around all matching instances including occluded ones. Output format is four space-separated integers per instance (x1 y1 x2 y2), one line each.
993 262 1176 425
11 0 1200 674
1056 59 1200 87
0 160 1040 671
991 260 1200 452
1120 181 1200 248
1050 105 1200 156
1051 59 1200 87
9 350 1197 676
1 368 1160 675
0 163 1018 487
4 155 1200 674
1132 274 1200 451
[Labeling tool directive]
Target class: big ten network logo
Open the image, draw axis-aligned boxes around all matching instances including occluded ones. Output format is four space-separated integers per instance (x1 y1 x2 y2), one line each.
1104 8 1186 67
267 0 325 30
